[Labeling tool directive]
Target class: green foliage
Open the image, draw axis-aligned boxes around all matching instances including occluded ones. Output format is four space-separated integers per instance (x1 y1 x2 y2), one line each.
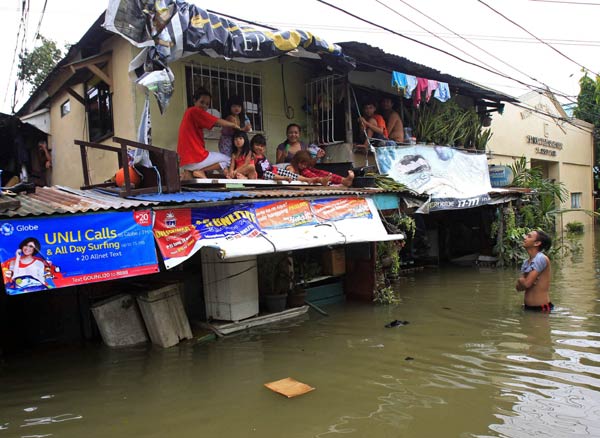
566 221 584 234
373 286 400 305
414 99 489 148
18 35 64 91
573 72 600 190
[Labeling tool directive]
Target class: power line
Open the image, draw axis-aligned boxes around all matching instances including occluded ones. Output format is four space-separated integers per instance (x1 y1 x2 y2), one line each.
390 0 579 104
477 0 600 77
529 0 600 5
33 0 48 41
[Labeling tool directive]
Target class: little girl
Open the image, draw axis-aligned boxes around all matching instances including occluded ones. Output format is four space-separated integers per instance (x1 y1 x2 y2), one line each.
218 95 252 156
287 150 354 187
251 134 314 183
228 130 257 179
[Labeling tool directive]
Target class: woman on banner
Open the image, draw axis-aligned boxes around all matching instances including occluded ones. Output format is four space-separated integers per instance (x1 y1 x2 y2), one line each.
1 237 55 292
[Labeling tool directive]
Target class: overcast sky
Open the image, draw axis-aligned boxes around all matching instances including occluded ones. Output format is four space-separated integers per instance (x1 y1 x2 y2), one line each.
2 0 599 114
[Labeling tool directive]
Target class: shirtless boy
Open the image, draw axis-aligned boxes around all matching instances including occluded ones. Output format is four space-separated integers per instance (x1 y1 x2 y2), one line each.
515 230 553 311
380 97 404 143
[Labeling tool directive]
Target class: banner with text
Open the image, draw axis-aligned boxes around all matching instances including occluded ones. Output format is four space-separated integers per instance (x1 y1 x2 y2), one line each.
154 198 372 268
0 211 159 295
374 145 492 213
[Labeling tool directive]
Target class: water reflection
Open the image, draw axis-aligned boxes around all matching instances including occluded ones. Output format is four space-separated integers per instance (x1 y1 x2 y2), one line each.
0 228 598 437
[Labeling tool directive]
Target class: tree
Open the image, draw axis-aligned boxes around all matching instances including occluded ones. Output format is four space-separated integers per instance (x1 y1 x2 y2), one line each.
574 72 600 192
17 35 64 91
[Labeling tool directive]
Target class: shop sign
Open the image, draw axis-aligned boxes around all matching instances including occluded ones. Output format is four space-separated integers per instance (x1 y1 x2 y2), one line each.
489 165 514 187
526 135 562 157
0 211 159 295
153 198 372 268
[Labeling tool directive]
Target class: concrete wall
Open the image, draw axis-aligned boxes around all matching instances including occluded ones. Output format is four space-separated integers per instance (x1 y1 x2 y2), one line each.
488 92 595 229
48 36 137 188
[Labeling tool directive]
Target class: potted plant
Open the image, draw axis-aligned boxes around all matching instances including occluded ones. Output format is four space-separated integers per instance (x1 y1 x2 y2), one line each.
288 253 321 307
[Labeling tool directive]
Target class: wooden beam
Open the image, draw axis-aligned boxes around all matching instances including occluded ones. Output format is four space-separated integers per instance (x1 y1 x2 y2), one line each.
87 64 112 87
66 87 85 106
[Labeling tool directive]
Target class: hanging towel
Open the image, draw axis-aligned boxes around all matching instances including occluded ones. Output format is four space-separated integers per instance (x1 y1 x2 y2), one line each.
414 77 429 107
392 71 408 91
426 80 439 102
434 82 451 102
405 75 418 99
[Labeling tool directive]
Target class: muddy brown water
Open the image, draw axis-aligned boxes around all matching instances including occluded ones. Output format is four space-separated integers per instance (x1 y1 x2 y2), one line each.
1 229 599 437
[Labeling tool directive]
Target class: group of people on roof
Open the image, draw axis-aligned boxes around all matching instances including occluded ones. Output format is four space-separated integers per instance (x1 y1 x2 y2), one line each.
177 88 354 186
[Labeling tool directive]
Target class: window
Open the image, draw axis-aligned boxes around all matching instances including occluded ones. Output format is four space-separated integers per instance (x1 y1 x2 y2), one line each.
571 192 582 209
185 64 263 132
305 75 345 145
86 81 113 142
60 100 70 117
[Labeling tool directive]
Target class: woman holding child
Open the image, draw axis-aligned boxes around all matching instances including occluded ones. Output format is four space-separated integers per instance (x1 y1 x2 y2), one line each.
276 123 325 164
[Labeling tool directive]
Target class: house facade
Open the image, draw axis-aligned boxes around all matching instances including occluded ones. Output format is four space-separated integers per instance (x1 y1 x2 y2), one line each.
488 91 595 228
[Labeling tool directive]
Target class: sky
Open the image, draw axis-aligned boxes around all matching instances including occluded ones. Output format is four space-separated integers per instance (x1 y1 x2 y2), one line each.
2 0 600 115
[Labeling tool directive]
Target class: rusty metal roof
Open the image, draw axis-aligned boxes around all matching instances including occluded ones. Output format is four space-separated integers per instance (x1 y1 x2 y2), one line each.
0 184 420 218
0 186 158 218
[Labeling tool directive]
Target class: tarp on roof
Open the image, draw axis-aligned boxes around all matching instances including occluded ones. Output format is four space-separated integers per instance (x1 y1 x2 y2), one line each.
373 145 493 214
103 0 354 112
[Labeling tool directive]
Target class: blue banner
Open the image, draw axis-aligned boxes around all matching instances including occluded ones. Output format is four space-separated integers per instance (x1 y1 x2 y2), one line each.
0 211 159 295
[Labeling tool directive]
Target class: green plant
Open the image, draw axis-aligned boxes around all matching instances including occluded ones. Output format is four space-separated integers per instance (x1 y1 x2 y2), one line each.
396 215 416 239
566 221 584 234
373 286 400 304
257 253 291 296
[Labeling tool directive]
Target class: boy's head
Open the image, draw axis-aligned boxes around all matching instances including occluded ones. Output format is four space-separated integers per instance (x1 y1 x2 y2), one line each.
193 88 211 110
251 134 267 155
380 97 394 111
362 99 377 116
523 230 552 252
291 150 315 171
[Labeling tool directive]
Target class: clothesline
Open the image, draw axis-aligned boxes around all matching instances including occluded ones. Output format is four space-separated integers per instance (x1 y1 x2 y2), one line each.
391 71 451 107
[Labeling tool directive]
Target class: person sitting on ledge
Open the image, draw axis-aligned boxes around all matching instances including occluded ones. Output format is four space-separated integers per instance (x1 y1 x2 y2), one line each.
177 88 240 179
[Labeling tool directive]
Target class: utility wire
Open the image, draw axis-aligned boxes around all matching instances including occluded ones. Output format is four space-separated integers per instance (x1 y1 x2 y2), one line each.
33 0 48 40
4 0 27 109
477 0 600 77
391 0 580 104
529 0 600 5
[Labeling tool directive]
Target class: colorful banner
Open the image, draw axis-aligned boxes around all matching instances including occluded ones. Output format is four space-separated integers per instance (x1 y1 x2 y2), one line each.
374 145 492 212
0 211 158 295
154 198 372 268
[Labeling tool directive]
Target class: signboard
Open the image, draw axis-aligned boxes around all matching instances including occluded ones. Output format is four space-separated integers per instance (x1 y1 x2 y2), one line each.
489 165 514 188
0 211 159 295
153 198 373 268
374 145 492 213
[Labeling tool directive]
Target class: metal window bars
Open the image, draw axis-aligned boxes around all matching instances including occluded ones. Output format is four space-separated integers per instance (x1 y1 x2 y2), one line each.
187 62 263 132
305 74 343 146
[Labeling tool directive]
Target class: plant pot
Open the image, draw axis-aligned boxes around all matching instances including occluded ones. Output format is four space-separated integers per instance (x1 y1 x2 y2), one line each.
287 289 307 308
263 294 288 313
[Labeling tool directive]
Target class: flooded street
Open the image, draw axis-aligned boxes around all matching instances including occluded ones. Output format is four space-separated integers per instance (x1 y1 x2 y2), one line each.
1 228 599 437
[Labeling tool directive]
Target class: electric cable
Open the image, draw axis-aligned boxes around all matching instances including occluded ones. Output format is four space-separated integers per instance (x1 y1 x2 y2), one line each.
477 0 600 77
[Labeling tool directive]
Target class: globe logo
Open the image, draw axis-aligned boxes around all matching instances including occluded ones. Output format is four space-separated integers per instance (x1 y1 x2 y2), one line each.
0 223 14 236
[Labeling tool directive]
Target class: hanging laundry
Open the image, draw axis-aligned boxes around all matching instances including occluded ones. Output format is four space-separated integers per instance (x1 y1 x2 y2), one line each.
392 71 408 92
434 82 451 102
413 77 429 107
405 75 418 99
426 80 439 102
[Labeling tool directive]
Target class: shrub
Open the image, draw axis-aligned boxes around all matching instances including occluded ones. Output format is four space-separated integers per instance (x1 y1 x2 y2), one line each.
566 221 584 234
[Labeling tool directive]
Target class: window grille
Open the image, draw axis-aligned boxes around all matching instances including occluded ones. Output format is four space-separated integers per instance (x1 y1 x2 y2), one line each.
86 81 113 142
305 75 344 145
570 192 582 209
185 64 263 132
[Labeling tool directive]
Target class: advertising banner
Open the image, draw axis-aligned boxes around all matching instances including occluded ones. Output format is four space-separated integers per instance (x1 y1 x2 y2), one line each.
374 145 492 213
0 211 158 295
154 198 372 268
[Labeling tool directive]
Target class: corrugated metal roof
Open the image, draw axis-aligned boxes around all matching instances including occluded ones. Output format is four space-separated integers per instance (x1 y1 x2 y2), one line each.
0 186 158 218
0 184 421 218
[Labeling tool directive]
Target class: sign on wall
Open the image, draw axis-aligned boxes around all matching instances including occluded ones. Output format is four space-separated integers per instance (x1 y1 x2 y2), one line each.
0 211 159 295
489 165 514 188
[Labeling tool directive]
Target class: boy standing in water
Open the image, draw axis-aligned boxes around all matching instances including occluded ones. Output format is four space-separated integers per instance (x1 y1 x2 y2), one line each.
515 230 553 311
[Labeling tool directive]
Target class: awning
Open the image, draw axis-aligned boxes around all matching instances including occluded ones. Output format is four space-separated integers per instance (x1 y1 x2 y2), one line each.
153 197 403 268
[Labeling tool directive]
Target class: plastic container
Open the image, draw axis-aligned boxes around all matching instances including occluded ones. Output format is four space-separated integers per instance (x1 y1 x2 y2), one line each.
201 250 259 322
136 284 193 348
90 294 148 347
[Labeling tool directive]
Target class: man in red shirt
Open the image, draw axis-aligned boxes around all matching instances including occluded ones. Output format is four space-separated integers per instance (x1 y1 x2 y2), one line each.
178 88 240 179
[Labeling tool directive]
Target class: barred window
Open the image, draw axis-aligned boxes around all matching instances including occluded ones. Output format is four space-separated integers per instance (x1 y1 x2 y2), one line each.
571 192 581 209
86 80 113 142
185 64 263 132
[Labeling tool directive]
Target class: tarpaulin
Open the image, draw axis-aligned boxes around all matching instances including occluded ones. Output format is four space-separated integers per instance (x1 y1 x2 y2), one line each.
153 197 403 268
104 0 355 111
373 145 493 213
0 211 159 295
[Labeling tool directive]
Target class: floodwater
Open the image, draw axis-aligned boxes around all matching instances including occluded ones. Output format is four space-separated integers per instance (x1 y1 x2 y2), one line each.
1 229 599 438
